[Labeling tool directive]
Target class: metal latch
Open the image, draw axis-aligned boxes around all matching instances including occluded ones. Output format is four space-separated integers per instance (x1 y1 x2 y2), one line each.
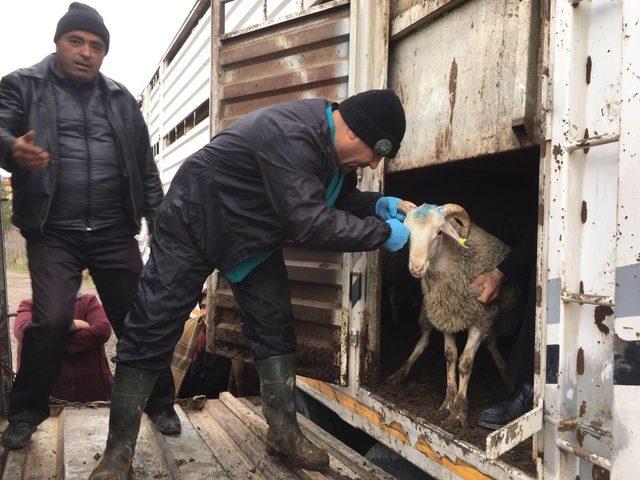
350 272 362 307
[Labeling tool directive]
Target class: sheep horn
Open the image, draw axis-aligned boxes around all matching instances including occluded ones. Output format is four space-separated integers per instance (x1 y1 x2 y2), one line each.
442 204 471 238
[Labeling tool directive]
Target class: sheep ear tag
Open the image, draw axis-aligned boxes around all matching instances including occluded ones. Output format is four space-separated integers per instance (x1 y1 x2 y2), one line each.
442 221 468 248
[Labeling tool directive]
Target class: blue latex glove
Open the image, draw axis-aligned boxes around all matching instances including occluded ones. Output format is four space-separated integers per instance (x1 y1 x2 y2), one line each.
375 197 406 221
383 219 410 252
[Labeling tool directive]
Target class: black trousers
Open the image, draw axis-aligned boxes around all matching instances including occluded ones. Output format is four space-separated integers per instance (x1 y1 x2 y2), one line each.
506 269 536 384
9 225 174 426
115 217 296 371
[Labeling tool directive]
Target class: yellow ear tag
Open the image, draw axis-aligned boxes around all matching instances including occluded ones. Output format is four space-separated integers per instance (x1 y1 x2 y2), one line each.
458 238 468 248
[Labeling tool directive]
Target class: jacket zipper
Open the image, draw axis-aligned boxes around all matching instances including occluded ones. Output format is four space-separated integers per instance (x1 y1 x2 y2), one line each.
79 91 92 231
40 80 58 231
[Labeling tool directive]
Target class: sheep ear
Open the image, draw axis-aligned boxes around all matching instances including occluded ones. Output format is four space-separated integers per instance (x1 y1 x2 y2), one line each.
442 221 468 249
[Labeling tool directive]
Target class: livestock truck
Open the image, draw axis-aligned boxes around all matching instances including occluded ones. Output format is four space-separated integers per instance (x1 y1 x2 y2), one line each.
1 1 638 479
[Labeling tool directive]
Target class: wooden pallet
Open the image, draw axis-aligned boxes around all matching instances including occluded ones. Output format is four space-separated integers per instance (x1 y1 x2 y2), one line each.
0 392 396 479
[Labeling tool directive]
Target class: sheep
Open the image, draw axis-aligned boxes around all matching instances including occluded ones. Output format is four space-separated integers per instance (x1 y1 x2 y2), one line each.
386 203 523 428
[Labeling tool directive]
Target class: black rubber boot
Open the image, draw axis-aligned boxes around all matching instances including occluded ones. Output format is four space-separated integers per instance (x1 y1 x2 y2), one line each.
148 406 181 435
89 365 160 480
255 354 329 471
0 421 37 450
477 381 533 430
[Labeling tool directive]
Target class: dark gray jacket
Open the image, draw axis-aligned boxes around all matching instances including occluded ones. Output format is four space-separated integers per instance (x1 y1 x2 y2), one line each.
0 55 163 232
163 98 391 272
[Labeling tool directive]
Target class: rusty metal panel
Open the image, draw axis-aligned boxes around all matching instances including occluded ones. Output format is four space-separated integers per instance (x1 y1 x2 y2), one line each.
212 246 348 383
209 0 351 385
387 0 540 172
215 0 350 129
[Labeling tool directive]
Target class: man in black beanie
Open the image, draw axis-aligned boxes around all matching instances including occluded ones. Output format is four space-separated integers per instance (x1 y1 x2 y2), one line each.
0 2 173 450
90 90 415 478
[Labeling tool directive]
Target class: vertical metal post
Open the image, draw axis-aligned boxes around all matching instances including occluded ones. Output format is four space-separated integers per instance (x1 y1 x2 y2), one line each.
346 0 390 393
0 198 13 417
610 1 640 479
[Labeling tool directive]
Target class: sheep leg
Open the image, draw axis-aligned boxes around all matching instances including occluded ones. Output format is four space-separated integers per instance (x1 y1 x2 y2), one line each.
484 332 512 387
445 326 485 428
439 333 458 413
387 315 433 385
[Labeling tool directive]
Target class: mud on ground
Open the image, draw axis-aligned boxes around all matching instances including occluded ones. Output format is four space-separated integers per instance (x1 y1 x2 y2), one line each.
371 318 536 476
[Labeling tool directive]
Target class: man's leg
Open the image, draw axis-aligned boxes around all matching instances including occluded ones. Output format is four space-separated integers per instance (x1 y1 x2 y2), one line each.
90 227 211 479
2 230 84 449
478 270 536 429
229 250 329 471
86 225 177 433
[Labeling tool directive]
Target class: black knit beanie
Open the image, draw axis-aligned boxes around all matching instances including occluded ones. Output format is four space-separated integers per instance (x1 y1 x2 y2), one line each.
54 2 110 53
338 89 406 158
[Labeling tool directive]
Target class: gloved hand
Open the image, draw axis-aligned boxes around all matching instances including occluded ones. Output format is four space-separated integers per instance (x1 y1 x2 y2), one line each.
375 197 406 221
383 219 410 252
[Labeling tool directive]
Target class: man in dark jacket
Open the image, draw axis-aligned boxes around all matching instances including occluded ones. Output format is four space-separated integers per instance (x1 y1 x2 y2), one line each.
14 293 114 403
0 3 170 450
90 89 413 477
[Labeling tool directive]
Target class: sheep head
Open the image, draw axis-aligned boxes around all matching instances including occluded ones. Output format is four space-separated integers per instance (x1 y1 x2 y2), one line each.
404 203 471 278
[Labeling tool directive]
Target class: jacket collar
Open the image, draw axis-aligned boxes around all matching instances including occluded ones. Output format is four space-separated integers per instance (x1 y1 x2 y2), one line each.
23 54 122 93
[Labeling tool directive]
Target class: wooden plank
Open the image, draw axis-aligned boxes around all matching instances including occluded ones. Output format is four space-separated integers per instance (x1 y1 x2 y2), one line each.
204 400 303 480
238 397 397 480
145 405 231 479
22 416 58 480
237 396 397 480
186 408 267 480
218 393 333 480
1 446 28 480
59 407 172 479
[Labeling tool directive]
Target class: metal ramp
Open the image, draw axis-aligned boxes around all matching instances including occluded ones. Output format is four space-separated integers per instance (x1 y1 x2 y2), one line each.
0 393 395 480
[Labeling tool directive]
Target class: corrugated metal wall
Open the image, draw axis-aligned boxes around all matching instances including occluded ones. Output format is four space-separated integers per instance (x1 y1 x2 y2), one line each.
210 0 351 384
140 1 212 191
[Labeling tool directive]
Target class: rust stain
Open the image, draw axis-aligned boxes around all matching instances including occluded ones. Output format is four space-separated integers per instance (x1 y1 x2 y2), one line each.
536 284 542 308
576 428 586 447
583 128 590 154
592 465 610 480
448 58 458 125
579 400 587 417
534 351 541 375
581 201 588 224
586 56 592 85
416 436 491 480
297 376 410 444
579 281 585 294
577 348 585 375
594 306 614 335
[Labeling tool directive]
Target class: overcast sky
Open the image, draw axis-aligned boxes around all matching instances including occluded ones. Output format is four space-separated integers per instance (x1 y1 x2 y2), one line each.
0 0 196 96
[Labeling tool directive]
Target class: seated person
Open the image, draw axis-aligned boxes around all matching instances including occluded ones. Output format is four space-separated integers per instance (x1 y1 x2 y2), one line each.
14 292 114 403
176 292 231 399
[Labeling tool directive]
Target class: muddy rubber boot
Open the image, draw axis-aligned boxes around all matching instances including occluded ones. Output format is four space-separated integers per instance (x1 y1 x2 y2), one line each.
89 365 160 480
255 354 329 471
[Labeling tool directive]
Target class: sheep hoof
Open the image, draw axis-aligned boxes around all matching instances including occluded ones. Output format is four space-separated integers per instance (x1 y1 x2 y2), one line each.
443 413 468 430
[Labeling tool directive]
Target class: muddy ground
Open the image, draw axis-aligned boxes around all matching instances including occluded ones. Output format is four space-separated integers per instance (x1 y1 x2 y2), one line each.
371 312 536 476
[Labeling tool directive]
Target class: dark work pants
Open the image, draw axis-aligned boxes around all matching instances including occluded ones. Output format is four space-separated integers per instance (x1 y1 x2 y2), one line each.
506 269 536 384
115 220 296 371
9 226 174 426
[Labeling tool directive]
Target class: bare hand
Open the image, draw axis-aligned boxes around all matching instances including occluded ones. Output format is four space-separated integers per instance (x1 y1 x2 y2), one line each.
11 130 50 170
72 319 90 332
470 268 505 304
397 200 417 216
